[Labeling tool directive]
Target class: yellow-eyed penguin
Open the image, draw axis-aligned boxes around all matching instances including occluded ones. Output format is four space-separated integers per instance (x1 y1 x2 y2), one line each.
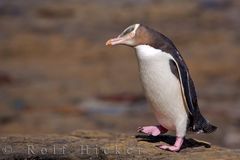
106 24 217 152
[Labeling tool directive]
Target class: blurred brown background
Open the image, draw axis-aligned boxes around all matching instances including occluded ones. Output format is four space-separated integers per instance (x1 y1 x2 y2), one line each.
0 0 240 149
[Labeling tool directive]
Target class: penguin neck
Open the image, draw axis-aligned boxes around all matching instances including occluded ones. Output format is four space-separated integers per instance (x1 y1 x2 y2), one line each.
135 45 166 59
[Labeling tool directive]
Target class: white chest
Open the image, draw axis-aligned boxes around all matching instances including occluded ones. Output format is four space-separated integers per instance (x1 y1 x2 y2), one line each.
135 45 177 99
135 45 187 130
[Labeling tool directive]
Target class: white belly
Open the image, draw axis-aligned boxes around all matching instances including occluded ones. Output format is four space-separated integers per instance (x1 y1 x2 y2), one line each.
135 45 188 133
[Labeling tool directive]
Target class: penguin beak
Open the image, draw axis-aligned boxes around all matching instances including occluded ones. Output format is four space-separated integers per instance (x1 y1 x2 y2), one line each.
106 33 134 46
106 37 126 46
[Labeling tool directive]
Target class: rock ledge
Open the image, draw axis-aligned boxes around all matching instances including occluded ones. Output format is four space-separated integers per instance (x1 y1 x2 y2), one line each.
0 130 239 160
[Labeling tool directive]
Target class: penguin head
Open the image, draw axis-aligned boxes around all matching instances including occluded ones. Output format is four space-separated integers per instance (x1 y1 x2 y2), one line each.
106 24 146 47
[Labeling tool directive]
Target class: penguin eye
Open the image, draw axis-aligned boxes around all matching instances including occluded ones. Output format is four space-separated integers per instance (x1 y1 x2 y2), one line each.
119 26 135 37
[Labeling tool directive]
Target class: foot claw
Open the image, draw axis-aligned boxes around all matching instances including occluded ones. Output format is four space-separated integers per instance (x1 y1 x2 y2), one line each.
137 127 143 132
157 137 183 152
158 145 180 152
137 126 161 136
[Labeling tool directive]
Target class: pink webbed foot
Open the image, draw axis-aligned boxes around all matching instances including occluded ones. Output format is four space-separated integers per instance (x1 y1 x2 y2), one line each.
158 137 184 152
137 125 168 136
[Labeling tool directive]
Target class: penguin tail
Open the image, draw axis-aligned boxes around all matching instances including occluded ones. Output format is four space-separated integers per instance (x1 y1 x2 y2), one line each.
191 113 217 134
201 121 217 134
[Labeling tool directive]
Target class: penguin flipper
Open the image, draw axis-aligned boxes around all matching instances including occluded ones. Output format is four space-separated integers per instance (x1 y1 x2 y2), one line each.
169 58 198 115
170 57 217 133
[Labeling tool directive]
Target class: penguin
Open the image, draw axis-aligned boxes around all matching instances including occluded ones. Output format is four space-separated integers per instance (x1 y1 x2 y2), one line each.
106 24 217 152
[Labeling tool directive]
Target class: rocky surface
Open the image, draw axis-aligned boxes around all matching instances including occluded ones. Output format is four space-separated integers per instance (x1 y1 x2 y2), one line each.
0 130 239 160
